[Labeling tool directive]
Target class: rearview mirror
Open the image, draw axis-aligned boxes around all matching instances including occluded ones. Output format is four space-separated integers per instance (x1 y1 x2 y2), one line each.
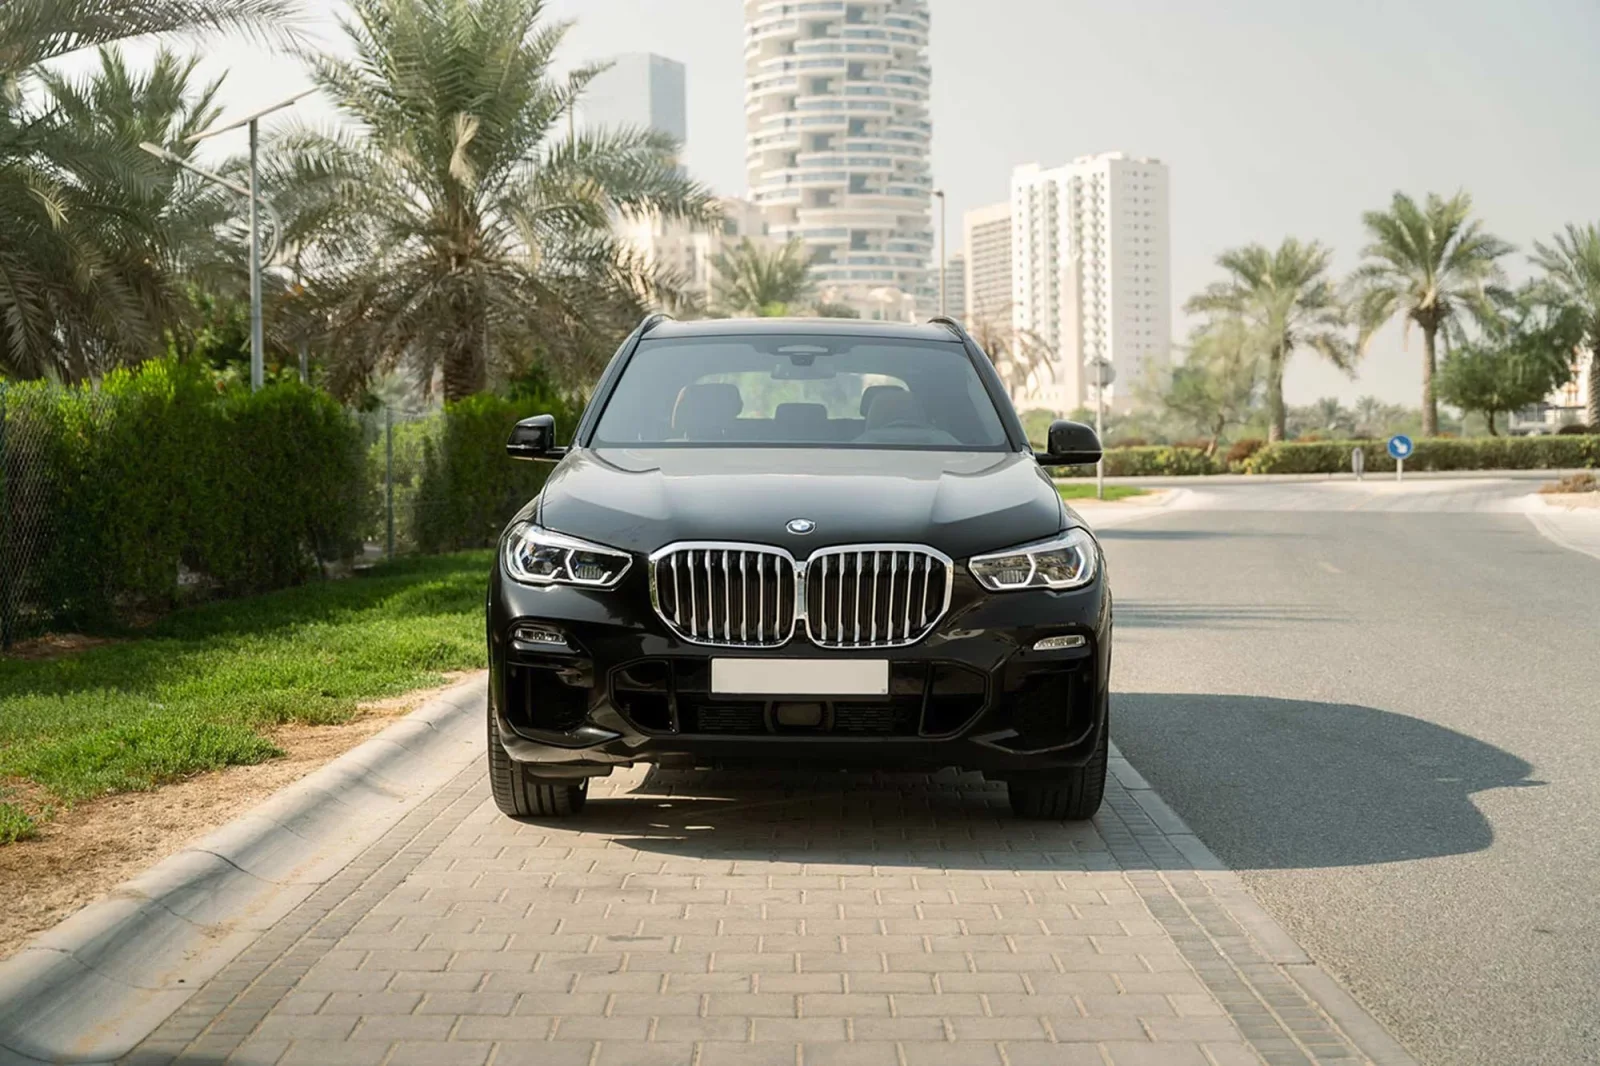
506 414 565 461
1036 420 1102 466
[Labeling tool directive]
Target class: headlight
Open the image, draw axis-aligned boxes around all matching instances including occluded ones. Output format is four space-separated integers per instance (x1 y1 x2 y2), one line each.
502 523 632 588
968 527 1098 591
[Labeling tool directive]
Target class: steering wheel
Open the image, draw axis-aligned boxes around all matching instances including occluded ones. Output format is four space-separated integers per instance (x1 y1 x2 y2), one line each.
876 419 926 431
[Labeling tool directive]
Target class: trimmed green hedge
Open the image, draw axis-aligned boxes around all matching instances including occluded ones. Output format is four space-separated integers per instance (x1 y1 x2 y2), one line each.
1050 435 1600 478
1244 436 1600 474
1056 445 1221 478
1 361 365 637
371 389 579 555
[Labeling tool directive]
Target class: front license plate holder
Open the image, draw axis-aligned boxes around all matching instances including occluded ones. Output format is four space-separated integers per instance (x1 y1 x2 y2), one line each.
710 658 890 696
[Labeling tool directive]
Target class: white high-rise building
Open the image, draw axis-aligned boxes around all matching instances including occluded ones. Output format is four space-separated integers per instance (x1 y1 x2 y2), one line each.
744 0 934 319
1010 153 1170 413
941 252 966 322
580 53 687 148
963 201 1012 331
614 197 771 308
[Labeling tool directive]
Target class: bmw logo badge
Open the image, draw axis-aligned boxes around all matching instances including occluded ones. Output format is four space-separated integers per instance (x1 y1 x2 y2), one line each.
786 518 816 535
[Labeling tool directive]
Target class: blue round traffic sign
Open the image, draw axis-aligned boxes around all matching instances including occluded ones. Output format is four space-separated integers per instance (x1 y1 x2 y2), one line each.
1387 434 1414 460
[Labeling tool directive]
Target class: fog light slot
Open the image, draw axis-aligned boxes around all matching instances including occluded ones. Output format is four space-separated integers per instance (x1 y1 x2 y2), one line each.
513 622 569 649
1033 634 1087 652
774 703 824 729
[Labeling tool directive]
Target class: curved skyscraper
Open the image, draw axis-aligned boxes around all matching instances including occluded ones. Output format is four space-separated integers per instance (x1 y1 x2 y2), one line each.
744 0 933 317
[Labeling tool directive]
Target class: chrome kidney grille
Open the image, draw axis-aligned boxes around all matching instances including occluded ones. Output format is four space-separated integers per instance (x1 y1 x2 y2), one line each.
650 542 951 649
651 545 796 647
804 546 951 648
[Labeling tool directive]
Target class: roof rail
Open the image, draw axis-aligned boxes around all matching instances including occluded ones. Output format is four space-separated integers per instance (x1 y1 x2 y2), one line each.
927 315 970 342
639 312 674 336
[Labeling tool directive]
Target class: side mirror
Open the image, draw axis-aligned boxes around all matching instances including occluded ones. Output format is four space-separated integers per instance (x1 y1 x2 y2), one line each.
506 414 565 461
1036 419 1103 466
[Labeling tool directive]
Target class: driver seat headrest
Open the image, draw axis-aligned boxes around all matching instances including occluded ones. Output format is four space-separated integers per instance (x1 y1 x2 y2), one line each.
672 383 743 439
864 389 926 429
859 384 909 418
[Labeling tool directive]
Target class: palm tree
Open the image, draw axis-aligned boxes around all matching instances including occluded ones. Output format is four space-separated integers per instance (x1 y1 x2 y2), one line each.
1350 191 1514 436
1186 238 1353 442
1529 222 1600 428
1158 317 1260 455
0 0 296 377
709 238 814 317
1352 395 1390 438
271 0 716 401
1307 396 1356 436
968 309 1056 400
32 49 244 378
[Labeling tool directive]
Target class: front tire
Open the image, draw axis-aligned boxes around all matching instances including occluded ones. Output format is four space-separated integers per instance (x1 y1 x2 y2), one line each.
1007 714 1108 820
487 707 588 818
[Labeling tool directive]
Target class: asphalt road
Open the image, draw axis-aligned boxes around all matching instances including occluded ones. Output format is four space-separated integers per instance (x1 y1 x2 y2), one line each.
1093 481 1600 1066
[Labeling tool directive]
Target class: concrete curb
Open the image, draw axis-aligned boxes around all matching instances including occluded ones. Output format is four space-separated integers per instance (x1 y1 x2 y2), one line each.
1069 488 1193 533
1520 492 1600 561
0 673 488 1066
1108 743 1422 1066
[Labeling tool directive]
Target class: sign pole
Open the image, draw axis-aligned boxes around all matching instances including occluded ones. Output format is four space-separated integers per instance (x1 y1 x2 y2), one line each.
1386 434 1413 482
1095 361 1105 501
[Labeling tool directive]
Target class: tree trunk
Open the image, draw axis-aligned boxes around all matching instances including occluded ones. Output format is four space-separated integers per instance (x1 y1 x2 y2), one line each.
1587 346 1600 430
441 292 486 402
1421 325 1439 437
1486 410 1497 436
1267 343 1286 442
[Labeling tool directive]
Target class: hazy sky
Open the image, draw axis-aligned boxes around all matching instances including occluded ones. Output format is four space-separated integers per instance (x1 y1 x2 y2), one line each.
77 0 1600 406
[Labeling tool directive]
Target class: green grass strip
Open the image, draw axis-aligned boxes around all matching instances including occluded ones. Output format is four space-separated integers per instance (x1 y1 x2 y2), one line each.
1057 484 1149 501
0 551 491 813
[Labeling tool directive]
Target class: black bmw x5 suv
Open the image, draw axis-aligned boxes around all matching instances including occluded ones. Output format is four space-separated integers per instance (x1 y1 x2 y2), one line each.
486 315 1111 820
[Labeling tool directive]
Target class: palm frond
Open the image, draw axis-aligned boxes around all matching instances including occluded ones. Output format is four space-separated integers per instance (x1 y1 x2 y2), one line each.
1 0 301 74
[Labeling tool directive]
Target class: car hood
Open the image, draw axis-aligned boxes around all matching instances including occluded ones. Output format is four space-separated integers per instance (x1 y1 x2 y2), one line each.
533 447 1068 560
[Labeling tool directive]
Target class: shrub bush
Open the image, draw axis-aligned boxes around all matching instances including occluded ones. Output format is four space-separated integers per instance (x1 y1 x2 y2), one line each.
1226 438 1266 469
1054 445 1220 478
1557 423 1593 435
0 361 365 637
415 395 560 553
368 385 581 555
1244 435 1600 474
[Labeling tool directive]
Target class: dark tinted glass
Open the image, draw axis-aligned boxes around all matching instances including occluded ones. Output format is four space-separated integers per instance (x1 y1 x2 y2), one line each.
592 336 1010 450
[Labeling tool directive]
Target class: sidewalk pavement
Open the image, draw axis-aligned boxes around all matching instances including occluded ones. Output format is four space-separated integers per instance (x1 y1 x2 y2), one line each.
118 739 1416 1066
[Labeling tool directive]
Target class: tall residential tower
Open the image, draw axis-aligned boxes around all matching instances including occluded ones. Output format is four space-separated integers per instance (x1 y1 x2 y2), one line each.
963 201 1012 330
744 0 933 318
580 53 687 147
1011 153 1170 413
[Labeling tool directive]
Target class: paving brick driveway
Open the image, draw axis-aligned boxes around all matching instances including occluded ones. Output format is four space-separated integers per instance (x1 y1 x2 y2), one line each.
129 755 1389 1066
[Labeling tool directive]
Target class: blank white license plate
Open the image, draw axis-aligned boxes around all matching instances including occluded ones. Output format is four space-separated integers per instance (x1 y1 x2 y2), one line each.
711 658 889 696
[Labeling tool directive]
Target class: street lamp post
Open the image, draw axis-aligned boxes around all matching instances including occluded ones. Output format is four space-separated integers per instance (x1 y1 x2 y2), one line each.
1085 356 1115 501
144 90 312 391
1095 361 1105 500
933 189 946 317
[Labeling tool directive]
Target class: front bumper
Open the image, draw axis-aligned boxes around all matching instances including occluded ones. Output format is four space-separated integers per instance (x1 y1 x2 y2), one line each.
486 560 1112 781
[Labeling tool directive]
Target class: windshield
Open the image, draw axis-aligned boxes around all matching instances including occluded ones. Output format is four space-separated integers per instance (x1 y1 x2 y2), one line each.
590 336 1012 450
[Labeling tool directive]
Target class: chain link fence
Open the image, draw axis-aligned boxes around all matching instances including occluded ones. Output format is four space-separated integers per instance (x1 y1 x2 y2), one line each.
0 384 117 646
357 398 554 563
358 404 431 561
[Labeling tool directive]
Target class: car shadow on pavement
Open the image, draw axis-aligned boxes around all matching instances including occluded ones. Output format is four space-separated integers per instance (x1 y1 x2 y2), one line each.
568 766 1112 871
1112 692 1541 869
